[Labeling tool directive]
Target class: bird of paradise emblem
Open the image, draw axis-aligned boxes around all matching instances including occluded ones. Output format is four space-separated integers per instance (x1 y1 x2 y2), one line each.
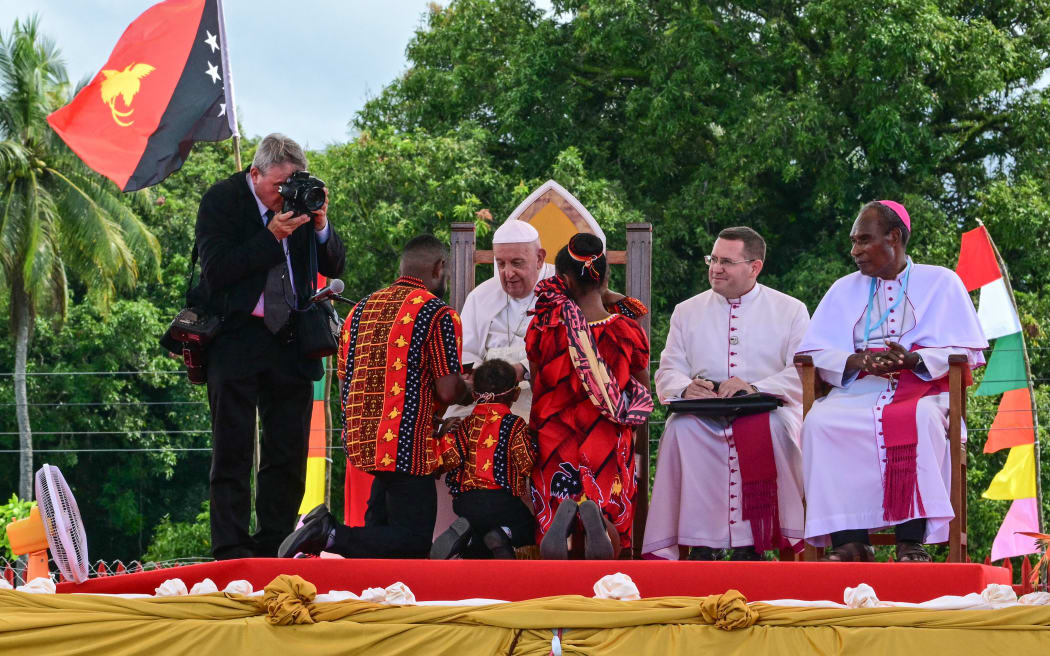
100 63 155 126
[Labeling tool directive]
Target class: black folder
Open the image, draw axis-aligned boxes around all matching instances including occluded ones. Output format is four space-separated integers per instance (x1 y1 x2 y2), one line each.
668 392 784 419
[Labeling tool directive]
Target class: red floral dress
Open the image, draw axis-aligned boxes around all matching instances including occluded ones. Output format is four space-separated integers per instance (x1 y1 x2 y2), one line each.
526 311 650 551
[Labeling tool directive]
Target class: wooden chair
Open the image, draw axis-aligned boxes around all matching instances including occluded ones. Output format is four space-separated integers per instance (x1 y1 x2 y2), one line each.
793 353 969 562
450 218 654 558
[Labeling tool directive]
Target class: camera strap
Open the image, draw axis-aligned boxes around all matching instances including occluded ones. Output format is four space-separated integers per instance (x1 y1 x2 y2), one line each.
281 223 322 313
184 242 201 302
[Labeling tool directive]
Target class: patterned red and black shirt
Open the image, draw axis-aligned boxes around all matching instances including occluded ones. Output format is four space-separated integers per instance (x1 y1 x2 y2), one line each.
605 296 649 320
338 276 462 476
439 403 535 497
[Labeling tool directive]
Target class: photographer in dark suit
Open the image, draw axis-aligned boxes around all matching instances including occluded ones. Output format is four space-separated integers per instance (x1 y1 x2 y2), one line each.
194 133 346 559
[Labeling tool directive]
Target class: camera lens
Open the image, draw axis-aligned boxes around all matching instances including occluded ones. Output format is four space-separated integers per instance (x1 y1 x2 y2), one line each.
303 186 325 212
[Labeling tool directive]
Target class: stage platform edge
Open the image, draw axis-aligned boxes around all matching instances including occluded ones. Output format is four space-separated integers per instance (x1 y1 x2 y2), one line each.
57 559 1010 603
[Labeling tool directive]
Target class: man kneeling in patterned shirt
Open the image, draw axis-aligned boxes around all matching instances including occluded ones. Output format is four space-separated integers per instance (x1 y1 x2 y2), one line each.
431 359 537 559
278 235 471 559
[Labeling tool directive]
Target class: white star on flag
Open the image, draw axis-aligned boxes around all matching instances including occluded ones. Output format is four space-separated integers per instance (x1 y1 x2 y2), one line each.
204 30 220 53
218 103 226 117
205 62 221 84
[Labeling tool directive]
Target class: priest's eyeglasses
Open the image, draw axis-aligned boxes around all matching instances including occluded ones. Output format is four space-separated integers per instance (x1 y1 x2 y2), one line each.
704 255 756 267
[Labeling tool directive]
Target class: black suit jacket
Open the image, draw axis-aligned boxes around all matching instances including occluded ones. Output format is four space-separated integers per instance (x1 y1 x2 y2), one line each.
193 169 346 381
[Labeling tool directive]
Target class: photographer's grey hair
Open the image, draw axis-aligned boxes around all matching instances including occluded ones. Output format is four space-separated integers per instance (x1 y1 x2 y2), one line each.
252 133 307 173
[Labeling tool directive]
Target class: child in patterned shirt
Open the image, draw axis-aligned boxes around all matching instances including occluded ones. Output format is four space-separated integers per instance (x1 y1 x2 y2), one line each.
430 359 537 559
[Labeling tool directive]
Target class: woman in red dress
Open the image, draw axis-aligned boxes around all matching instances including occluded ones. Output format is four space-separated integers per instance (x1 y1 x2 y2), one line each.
526 233 653 558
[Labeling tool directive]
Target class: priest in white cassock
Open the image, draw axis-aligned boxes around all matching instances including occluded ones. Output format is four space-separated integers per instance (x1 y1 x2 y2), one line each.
643 227 810 561
797 201 987 562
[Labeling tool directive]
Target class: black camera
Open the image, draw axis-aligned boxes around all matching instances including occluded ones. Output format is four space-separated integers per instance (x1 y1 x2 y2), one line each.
278 171 326 217
161 307 222 386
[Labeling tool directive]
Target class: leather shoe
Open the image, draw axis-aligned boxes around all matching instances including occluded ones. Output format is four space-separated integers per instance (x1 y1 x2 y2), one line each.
578 500 614 560
821 541 875 562
686 546 722 561
540 500 577 560
483 527 516 559
729 546 764 561
430 517 473 559
277 504 334 558
895 541 933 562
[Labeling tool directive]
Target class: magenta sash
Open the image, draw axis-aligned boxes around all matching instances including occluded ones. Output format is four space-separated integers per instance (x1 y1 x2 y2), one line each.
732 412 784 553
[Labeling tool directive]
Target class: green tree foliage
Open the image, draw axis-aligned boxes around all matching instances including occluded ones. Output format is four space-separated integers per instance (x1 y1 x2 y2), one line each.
142 502 210 563
0 494 34 561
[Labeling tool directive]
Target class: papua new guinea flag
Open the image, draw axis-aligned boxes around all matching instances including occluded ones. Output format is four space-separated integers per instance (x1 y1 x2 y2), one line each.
47 0 238 191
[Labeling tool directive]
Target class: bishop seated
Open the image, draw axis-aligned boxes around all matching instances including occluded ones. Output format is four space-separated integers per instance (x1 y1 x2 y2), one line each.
796 201 987 562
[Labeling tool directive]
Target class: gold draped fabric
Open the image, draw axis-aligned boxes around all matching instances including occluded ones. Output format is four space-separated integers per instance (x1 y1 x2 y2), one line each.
2 576 1049 655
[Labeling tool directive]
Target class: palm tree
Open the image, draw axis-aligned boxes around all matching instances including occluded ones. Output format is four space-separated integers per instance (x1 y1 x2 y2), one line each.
0 16 160 500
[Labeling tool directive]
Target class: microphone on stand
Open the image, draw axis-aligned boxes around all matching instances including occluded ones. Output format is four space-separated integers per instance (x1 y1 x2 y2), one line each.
309 278 345 304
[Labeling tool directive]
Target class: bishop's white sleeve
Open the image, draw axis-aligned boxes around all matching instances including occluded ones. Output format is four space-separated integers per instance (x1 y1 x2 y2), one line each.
753 301 810 408
460 290 485 367
912 347 985 381
654 304 695 402
809 348 857 388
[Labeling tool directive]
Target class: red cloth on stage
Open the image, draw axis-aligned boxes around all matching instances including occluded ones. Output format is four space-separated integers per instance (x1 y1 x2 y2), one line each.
440 403 535 497
527 311 650 550
338 276 462 476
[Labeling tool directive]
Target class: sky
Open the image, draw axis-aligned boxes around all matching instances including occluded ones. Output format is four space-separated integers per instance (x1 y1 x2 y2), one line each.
0 1 549 149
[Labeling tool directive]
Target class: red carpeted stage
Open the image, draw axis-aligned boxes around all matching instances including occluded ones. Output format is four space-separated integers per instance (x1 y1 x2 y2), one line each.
56 558 1010 602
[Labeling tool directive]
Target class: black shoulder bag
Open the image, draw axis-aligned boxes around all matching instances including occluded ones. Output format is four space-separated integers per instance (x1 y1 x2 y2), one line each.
160 243 222 384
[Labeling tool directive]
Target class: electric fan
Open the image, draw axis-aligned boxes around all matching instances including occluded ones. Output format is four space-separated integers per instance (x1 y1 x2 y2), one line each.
5 464 90 584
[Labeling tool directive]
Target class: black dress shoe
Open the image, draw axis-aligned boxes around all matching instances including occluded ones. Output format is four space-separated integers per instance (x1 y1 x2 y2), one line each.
540 500 577 560
277 504 335 558
729 546 764 561
578 500 614 560
686 546 722 561
430 517 473 559
483 528 516 559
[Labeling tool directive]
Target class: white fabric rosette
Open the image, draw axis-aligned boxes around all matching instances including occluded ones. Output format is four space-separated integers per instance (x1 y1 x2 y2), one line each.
222 580 254 595
980 583 1018 607
154 578 188 597
189 578 218 595
593 573 641 601
383 582 416 605
359 587 387 603
1018 591 1050 606
17 577 56 594
844 583 881 608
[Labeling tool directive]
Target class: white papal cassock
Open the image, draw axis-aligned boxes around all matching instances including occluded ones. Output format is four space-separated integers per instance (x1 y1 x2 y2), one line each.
797 261 987 546
447 262 556 419
642 283 810 558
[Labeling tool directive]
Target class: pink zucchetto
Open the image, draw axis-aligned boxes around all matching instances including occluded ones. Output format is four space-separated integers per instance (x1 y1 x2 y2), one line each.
877 200 911 231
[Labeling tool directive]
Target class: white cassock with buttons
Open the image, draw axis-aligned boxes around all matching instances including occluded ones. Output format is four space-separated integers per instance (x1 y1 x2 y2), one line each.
642 283 811 558
796 260 986 547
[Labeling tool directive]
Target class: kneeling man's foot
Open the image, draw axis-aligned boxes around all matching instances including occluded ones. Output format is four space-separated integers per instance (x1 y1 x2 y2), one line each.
821 541 874 562
895 541 932 563
686 546 721 561
729 546 764 561
430 516 473 559
482 528 516 559
277 504 335 558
